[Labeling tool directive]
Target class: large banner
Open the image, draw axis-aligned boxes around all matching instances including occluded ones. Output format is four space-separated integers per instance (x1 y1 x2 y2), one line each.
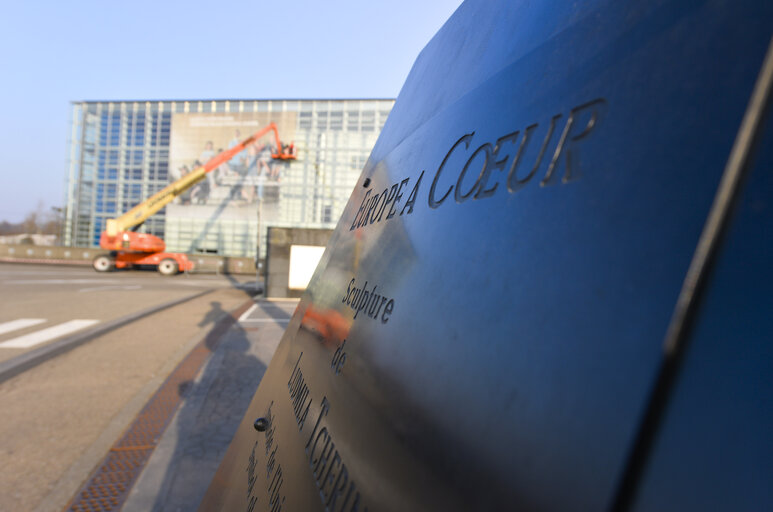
169 112 297 208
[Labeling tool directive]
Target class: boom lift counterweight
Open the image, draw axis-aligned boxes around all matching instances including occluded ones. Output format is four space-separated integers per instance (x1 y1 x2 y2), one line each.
93 123 296 275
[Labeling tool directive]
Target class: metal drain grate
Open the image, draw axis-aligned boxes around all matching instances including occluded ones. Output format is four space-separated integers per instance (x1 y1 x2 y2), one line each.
64 299 254 512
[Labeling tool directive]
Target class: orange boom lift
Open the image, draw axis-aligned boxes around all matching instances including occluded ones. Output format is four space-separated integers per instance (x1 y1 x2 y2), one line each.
93 123 296 275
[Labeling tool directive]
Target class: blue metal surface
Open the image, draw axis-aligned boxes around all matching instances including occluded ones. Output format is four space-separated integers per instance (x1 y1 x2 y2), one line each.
201 1 773 510
629 95 773 512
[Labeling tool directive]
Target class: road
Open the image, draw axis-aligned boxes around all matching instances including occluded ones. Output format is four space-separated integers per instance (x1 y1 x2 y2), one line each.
0 263 255 363
0 262 276 512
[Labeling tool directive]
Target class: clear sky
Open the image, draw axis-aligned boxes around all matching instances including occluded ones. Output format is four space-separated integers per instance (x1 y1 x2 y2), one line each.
0 0 462 223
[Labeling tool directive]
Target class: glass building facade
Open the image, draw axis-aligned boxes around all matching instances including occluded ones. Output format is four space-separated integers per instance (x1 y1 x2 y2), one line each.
64 99 394 257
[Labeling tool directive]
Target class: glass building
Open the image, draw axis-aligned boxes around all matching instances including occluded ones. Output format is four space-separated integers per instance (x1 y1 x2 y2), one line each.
63 99 394 257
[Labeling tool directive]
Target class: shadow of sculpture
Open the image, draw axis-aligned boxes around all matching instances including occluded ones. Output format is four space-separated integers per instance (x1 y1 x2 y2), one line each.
136 302 267 511
120 299 292 511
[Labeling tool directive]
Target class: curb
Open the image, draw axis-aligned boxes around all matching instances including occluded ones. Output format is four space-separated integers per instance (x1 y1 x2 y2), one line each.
0 258 258 275
63 297 256 512
0 257 91 266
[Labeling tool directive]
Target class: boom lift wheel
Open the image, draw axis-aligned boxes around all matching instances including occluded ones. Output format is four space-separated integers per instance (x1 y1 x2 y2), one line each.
92 254 115 272
158 258 179 276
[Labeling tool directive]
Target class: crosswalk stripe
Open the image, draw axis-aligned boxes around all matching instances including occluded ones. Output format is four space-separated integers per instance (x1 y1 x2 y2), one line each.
238 304 258 322
0 320 99 349
4 279 121 285
0 318 46 335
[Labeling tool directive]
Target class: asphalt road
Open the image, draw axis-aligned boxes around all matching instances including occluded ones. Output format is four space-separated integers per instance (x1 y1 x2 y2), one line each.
0 263 256 363
0 262 265 511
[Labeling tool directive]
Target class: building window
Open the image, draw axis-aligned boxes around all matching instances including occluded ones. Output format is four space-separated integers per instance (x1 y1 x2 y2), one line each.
347 111 359 131
330 111 343 131
133 119 145 145
361 111 376 132
351 155 367 170
299 112 312 130
316 112 328 130
123 168 142 180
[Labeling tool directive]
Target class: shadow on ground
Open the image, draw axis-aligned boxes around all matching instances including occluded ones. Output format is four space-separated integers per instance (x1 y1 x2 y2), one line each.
123 298 291 511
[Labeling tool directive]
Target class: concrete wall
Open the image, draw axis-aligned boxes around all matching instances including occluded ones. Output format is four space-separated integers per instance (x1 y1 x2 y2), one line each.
265 227 333 298
0 234 58 245
0 244 256 275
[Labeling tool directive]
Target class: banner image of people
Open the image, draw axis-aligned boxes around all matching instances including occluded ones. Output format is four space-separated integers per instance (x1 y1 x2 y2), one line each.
169 112 297 207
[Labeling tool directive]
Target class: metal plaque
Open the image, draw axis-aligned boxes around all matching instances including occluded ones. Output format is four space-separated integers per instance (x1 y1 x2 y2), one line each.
201 0 773 510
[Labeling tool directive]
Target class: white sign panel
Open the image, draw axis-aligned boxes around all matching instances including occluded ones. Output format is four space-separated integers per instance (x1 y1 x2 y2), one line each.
288 245 325 290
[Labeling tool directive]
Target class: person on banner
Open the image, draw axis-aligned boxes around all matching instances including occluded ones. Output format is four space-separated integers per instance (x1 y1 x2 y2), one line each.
227 130 248 176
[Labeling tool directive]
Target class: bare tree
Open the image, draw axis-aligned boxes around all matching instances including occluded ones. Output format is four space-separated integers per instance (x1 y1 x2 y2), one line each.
0 203 63 239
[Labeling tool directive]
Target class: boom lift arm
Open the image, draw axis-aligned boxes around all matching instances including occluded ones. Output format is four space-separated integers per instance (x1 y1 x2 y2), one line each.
94 123 295 274
103 122 295 242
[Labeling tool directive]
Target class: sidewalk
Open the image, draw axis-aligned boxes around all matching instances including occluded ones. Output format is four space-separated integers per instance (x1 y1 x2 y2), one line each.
67 298 296 512
124 299 296 512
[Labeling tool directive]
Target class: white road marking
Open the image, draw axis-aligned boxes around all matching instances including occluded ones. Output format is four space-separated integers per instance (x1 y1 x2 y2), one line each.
176 281 222 287
78 285 142 293
0 270 85 276
238 304 258 322
0 318 46 335
175 280 252 288
0 320 99 349
241 318 290 324
4 279 122 285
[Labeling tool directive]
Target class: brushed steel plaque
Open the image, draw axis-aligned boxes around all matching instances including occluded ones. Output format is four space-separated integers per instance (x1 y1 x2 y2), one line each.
201 1 773 510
